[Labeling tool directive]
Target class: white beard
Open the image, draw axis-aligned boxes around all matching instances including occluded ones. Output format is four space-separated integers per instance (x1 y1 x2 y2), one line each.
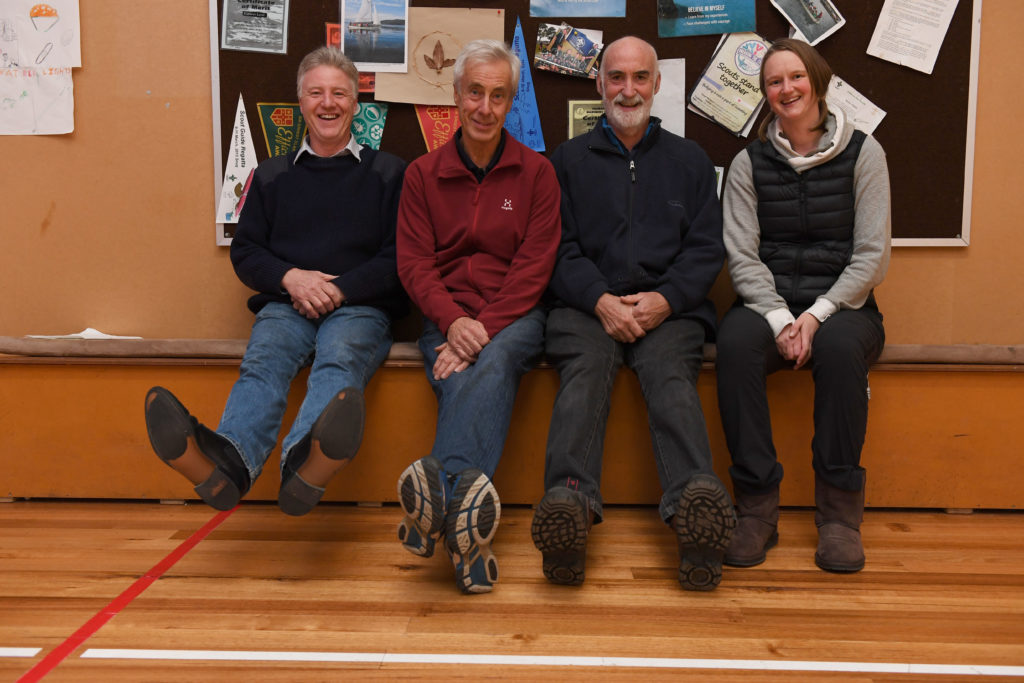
604 92 652 132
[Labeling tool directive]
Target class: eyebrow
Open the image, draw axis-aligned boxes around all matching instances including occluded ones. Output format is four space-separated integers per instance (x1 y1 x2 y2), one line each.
607 69 651 78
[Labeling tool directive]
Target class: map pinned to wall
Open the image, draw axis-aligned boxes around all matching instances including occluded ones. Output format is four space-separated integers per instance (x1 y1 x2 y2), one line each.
374 7 503 106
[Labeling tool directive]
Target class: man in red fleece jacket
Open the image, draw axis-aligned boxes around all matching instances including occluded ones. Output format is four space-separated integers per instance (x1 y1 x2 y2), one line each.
394 39 560 595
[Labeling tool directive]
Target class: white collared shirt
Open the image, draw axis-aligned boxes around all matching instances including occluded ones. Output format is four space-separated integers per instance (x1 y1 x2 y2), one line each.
294 134 362 164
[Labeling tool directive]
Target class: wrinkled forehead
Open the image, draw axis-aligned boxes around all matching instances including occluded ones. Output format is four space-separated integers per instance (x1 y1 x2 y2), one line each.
601 38 658 77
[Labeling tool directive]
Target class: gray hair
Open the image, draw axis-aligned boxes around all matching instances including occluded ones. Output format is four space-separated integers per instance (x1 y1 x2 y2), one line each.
453 39 520 95
296 47 359 98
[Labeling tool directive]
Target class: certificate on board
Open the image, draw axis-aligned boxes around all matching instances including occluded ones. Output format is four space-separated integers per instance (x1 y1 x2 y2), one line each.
687 32 770 137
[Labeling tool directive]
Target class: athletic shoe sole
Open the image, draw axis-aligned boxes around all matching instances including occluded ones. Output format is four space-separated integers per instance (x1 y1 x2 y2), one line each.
396 456 447 558
531 487 589 586
446 469 500 594
673 475 736 591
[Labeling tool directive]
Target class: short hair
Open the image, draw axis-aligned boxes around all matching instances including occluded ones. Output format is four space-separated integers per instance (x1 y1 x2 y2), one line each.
757 38 832 141
296 47 359 99
453 39 520 96
598 36 659 81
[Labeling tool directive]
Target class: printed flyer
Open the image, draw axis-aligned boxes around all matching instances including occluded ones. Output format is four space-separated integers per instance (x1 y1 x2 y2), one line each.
687 32 769 136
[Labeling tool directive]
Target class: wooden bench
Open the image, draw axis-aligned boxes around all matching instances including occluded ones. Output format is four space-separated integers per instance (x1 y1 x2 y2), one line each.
2 336 1022 510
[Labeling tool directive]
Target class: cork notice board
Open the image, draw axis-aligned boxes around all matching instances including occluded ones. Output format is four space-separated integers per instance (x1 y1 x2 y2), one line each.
209 0 980 246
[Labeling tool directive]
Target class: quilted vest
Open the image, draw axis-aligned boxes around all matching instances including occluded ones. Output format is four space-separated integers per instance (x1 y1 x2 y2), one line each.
747 130 874 310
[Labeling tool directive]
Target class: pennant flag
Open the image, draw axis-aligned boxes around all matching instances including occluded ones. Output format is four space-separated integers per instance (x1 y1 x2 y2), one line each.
217 94 258 224
257 103 306 157
414 104 461 153
506 17 545 152
352 102 388 149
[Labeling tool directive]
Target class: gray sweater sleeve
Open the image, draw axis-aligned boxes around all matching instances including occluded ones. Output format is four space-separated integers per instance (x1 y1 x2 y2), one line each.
821 135 891 310
722 149 790 318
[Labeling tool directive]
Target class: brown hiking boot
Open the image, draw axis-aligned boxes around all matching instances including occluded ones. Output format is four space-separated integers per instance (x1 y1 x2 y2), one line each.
724 485 779 567
814 475 866 573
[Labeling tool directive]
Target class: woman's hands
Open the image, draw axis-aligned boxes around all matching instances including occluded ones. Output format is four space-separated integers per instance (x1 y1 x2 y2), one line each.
776 312 821 369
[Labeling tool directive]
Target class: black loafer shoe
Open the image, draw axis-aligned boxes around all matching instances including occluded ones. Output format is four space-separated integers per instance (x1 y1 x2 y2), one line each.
278 387 365 516
144 386 250 510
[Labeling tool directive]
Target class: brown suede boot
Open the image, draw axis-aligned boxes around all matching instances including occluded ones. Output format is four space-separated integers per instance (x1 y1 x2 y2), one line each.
814 475 866 573
724 486 779 567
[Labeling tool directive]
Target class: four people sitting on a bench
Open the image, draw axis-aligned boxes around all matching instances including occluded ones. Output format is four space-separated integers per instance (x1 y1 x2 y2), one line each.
144 36 889 593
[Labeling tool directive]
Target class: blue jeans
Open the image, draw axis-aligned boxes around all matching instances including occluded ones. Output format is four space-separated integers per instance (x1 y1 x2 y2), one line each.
418 307 546 478
216 302 391 481
543 307 716 523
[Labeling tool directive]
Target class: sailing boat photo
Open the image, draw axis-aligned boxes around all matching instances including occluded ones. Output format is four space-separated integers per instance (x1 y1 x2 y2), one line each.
348 0 381 31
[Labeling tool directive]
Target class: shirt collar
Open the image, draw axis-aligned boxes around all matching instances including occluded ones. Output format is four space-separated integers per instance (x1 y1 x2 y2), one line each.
455 128 506 182
294 134 362 163
600 115 656 155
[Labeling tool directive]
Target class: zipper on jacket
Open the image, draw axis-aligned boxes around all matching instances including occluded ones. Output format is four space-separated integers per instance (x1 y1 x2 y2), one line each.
793 175 808 305
627 158 636 281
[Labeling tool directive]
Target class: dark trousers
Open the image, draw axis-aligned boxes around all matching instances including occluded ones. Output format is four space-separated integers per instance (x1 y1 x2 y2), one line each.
715 306 885 495
543 307 715 523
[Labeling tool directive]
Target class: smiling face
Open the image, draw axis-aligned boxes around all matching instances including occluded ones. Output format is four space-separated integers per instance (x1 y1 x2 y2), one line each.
298 64 356 157
453 58 514 163
597 37 661 144
762 49 819 134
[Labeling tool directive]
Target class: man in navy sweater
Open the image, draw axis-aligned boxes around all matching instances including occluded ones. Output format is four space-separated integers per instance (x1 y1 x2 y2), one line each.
532 37 735 591
144 47 405 516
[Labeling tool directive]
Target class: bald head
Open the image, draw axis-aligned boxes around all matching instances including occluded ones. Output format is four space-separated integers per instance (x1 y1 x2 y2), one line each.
599 36 659 81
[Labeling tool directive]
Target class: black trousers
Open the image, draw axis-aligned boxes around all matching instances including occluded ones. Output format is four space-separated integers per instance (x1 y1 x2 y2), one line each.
715 305 885 494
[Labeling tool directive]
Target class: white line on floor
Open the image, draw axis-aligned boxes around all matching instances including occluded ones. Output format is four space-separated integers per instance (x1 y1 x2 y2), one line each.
0 648 41 658
79 649 1024 676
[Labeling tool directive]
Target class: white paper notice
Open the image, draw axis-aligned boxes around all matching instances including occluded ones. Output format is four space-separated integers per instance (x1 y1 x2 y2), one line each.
650 58 685 139
867 0 959 75
0 65 72 134
217 94 258 225
0 0 81 68
827 75 886 135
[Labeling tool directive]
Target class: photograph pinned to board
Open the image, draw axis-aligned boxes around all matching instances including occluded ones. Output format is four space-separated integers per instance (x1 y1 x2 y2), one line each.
866 0 958 75
340 0 408 73
568 100 603 138
826 75 886 135
0 0 82 68
657 1 756 39
373 7 503 106
529 0 625 18
687 32 770 136
649 57 686 138
769 0 844 46
325 23 376 92
534 22 603 80
221 0 289 54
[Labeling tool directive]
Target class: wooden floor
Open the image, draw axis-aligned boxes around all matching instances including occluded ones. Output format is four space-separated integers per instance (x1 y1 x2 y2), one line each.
3 501 1023 681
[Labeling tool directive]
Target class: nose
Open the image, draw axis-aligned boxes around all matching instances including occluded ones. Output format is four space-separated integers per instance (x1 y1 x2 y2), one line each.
622 77 637 97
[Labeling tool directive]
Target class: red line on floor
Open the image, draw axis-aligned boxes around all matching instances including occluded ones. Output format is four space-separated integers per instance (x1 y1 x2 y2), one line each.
17 506 237 683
